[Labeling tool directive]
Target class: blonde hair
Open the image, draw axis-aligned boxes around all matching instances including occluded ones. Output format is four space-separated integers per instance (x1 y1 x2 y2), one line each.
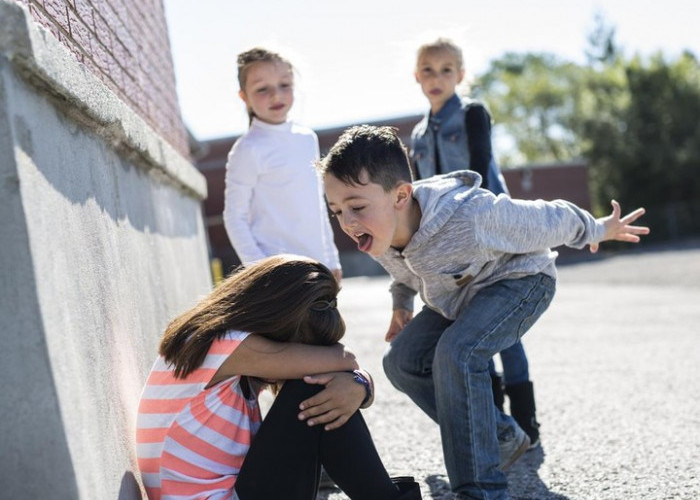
415 37 464 71
236 47 293 124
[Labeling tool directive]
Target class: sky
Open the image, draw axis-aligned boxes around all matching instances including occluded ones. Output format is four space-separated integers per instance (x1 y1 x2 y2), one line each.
163 0 699 141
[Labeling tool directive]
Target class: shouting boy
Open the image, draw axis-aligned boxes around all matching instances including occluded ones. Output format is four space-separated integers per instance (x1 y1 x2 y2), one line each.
317 125 649 500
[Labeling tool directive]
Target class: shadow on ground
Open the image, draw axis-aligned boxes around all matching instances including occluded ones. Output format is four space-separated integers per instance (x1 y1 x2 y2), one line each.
506 447 570 500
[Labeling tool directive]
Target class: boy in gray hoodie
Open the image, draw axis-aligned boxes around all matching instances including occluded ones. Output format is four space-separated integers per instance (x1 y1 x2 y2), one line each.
316 125 649 500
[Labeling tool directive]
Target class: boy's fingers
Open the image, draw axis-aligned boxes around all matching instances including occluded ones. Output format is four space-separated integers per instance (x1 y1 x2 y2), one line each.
626 224 650 235
610 200 621 217
621 208 646 224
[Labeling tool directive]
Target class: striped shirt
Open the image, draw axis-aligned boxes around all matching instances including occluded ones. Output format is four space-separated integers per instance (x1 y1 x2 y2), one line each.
136 330 262 500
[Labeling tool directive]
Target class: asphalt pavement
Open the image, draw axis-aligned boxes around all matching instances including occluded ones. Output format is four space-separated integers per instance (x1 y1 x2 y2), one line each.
318 240 700 500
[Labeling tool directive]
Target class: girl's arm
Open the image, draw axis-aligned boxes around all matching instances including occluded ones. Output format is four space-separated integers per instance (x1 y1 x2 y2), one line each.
223 142 267 263
211 334 358 385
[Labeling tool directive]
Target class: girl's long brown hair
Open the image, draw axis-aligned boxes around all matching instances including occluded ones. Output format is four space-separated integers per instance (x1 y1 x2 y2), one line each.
159 255 344 378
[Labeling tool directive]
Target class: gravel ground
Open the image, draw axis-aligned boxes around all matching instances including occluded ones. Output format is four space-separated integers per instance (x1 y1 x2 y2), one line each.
317 240 700 499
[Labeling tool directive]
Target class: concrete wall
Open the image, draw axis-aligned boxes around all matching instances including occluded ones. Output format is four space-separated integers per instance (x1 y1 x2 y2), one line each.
0 2 211 498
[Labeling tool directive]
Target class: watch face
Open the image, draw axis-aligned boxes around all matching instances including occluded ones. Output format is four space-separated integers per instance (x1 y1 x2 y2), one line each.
352 371 371 405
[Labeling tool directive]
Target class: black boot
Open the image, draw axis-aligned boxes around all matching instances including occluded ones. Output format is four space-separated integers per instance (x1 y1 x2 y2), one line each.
491 373 505 412
505 381 540 449
392 476 422 499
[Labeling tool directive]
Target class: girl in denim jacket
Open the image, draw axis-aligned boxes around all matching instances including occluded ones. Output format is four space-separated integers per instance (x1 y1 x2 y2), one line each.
410 38 540 447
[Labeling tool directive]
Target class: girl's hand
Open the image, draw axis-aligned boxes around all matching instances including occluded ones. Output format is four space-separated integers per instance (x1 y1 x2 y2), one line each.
331 268 343 283
385 308 413 342
590 200 650 253
297 372 365 430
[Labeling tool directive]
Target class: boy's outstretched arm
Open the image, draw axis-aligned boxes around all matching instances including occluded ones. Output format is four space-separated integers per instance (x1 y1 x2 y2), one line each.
590 200 650 253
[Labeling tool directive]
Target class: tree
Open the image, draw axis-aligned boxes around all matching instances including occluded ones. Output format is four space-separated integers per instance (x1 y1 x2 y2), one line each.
475 18 700 238
583 51 700 235
473 52 588 167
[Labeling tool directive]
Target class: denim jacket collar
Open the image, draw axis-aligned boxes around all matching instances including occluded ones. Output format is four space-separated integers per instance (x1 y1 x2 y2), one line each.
429 93 462 127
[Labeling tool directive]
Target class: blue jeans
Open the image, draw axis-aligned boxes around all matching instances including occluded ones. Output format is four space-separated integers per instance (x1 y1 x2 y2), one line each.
383 274 555 499
489 341 529 386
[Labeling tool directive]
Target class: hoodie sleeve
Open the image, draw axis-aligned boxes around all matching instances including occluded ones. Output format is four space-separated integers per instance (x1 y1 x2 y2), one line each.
389 280 417 312
472 196 606 254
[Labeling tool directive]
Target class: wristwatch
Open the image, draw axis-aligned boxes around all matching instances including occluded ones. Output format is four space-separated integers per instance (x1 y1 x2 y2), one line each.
352 370 372 407
352 370 372 406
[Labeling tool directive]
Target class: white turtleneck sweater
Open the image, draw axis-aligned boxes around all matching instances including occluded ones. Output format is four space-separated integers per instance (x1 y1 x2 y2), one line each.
223 118 341 271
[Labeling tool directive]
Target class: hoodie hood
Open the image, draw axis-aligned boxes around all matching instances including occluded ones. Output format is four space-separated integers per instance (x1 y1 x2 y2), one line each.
408 170 483 250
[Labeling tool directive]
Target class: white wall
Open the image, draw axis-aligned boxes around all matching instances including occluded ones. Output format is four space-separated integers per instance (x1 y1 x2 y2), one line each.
0 3 211 498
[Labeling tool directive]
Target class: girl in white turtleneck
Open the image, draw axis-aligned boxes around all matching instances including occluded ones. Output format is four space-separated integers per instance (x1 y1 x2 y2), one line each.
224 47 341 281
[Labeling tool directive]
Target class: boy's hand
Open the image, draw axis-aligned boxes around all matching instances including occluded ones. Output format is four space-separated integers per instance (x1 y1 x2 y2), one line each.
386 308 413 342
590 200 650 253
332 268 343 283
297 372 364 430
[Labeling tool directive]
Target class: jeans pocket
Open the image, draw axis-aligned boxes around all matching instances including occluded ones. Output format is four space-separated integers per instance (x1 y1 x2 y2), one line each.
515 276 555 339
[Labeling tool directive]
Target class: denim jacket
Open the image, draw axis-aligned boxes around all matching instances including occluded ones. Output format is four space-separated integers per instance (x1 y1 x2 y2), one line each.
410 94 508 195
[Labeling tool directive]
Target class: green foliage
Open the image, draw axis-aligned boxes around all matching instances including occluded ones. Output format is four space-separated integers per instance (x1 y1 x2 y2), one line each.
474 20 700 238
473 53 588 166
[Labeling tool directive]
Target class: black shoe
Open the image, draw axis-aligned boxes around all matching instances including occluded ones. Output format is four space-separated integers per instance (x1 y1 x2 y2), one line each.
392 476 422 499
319 467 336 489
506 381 540 448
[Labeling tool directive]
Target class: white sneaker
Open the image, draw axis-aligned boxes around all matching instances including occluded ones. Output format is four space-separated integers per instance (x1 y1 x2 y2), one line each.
498 424 530 470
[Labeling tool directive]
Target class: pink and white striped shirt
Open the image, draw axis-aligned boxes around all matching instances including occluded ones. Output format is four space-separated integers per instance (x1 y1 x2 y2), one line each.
136 330 262 500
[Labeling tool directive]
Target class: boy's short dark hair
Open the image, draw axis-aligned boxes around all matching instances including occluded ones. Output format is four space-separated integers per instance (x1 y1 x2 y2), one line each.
317 125 413 192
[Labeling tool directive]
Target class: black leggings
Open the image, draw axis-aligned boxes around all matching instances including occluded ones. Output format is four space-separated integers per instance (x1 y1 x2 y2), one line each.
235 379 401 500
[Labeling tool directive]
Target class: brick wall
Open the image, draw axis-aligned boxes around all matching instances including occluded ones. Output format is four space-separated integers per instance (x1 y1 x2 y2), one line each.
13 0 189 157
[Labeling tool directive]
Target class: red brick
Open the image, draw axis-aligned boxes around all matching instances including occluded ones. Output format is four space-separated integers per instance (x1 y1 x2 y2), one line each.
90 36 114 74
27 4 61 39
72 0 95 31
58 31 85 64
42 0 70 34
110 38 130 72
91 10 112 50
67 8 92 54
112 17 138 60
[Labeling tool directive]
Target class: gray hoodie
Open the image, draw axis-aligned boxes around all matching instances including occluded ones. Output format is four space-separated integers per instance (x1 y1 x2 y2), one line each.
376 170 605 320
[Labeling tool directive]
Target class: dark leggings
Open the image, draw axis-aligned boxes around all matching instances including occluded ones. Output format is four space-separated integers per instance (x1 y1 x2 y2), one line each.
235 379 400 500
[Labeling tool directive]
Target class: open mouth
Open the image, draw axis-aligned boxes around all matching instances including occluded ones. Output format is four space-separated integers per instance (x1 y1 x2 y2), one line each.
356 233 373 252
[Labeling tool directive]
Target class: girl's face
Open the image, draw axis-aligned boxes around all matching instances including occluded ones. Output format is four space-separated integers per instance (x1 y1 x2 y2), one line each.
415 49 465 114
239 61 294 124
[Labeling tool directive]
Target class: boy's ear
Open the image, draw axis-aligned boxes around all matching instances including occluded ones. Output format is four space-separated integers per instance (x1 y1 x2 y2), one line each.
238 89 248 104
414 71 420 84
394 182 413 210
457 69 466 84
